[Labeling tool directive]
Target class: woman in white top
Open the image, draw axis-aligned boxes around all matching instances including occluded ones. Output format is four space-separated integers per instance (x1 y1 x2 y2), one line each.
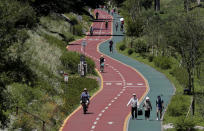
127 93 139 119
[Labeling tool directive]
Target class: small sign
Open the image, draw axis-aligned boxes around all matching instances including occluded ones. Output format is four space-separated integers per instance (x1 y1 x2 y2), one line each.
64 73 68 82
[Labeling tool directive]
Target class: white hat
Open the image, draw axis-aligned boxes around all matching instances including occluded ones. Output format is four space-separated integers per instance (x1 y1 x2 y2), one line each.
146 97 150 100
120 18 124 21
132 93 136 96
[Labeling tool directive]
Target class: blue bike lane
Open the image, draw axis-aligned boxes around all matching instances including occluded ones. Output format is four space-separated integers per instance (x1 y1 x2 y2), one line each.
99 12 175 131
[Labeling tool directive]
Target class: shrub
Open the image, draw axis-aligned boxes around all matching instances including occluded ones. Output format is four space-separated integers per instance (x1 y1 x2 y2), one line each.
69 16 78 25
133 38 148 54
119 44 126 51
153 56 172 69
175 116 196 131
148 55 154 62
170 67 188 87
86 57 96 74
167 95 190 117
73 24 83 36
128 48 133 55
60 52 95 74
63 32 75 42
60 52 80 74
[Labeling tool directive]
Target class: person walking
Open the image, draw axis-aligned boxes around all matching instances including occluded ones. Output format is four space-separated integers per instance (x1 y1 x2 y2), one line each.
96 12 99 20
156 95 164 120
109 40 114 53
90 26 94 36
100 55 105 72
111 9 114 15
143 97 152 120
120 23 124 32
127 93 139 119
105 20 108 30
115 21 118 32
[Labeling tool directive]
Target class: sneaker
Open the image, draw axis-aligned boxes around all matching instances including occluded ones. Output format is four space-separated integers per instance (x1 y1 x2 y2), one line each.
156 118 159 120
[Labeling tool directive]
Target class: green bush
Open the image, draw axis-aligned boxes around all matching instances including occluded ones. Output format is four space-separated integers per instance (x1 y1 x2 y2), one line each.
133 38 148 54
73 24 83 36
153 56 172 69
170 67 188 87
60 52 95 74
175 116 196 131
148 55 154 62
128 48 133 55
86 57 96 75
60 52 80 74
63 32 75 42
167 95 190 117
69 16 78 25
119 44 126 51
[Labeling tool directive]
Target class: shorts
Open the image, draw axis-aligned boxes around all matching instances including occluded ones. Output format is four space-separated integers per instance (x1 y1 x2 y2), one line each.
157 107 163 112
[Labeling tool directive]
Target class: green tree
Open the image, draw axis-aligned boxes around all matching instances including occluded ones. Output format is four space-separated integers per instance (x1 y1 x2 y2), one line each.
167 13 204 93
0 0 37 128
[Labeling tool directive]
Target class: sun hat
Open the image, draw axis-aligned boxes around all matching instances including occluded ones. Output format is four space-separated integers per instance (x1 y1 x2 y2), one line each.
146 97 150 100
132 93 136 96
84 88 87 91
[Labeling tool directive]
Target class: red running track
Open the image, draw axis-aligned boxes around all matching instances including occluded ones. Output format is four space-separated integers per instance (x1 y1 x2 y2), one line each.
61 9 148 131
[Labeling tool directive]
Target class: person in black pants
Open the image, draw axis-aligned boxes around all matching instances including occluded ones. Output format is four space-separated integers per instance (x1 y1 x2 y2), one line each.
105 20 108 29
96 12 99 20
90 26 93 36
109 40 113 53
115 21 118 32
127 93 139 119
143 97 152 120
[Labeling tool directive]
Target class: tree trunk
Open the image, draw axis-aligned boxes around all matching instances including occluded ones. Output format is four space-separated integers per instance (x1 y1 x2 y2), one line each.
187 67 192 93
184 0 189 12
197 0 200 5
154 0 160 11
152 45 154 55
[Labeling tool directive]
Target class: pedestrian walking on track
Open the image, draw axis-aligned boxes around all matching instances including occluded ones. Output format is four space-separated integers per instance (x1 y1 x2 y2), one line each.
127 93 139 120
96 12 99 20
115 21 118 31
105 20 108 30
143 97 152 120
156 95 164 120
109 40 114 53
90 26 94 36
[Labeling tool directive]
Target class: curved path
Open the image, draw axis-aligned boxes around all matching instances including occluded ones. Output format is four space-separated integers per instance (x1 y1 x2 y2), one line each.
60 9 149 131
101 11 175 131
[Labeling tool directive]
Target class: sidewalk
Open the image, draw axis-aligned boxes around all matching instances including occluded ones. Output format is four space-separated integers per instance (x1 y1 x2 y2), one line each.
99 12 175 131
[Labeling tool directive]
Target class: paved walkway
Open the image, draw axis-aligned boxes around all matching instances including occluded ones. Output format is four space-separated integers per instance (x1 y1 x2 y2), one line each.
100 11 175 131
60 9 174 131
60 9 148 131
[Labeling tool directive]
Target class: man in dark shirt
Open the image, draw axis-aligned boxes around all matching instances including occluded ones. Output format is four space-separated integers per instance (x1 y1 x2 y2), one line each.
96 12 99 20
109 40 114 53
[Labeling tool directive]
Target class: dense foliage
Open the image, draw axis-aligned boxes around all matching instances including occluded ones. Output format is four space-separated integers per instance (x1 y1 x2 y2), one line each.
119 0 204 127
0 0 98 129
